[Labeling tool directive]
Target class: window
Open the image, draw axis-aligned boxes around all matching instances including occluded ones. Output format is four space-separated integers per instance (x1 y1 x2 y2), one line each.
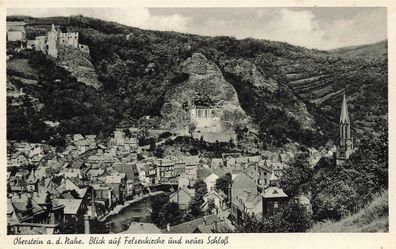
274 202 279 209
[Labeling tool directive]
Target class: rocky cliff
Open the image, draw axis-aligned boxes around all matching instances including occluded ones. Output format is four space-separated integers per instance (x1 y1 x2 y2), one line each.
219 58 317 132
161 53 252 133
58 46 101 89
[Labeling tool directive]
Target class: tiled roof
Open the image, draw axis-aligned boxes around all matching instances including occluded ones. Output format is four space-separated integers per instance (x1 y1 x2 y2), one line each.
169 187 193 205
162 214 220 233
73 134 85 141
121 222 161 234
57 199 83 215
212 167 227 178
261 187 288 198
195 220 232 233
197 168 213 180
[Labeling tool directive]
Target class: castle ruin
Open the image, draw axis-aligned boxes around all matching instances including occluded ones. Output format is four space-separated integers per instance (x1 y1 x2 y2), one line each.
32 24 89 58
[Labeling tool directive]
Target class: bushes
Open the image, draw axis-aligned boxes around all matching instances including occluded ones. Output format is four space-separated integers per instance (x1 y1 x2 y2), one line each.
237 198 313 232
280 153 313 197
310 121 388 222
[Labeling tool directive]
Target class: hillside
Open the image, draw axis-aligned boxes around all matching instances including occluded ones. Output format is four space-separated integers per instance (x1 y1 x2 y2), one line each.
6 15 388 150
310 191 388 232
330 40 387 59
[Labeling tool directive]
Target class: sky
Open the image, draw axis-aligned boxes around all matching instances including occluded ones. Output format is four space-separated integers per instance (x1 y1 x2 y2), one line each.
7 7 387 50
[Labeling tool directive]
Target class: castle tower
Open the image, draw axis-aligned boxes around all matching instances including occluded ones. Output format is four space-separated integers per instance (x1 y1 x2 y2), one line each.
336 93 353 164
47 24 58 58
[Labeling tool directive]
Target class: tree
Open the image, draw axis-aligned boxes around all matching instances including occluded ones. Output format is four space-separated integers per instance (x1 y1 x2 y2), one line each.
279 153 313 197
310 121 388 222
237 198 313 232
151 194 169 226
194 180 208 199
154 147 164 158
137 154 145 161
149 139 156 151
189 197 204 217
151 194 184 228
215 173 232 196
207 198 216 214
188 180 208 217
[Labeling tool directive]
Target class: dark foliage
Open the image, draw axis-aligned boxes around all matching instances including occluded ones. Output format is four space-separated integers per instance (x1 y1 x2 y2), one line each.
237 198 313 232
310 121 388 221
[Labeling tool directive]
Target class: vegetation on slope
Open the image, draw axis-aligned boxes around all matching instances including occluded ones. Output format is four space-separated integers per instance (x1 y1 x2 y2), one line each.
310 190 388 232
6 15 387 150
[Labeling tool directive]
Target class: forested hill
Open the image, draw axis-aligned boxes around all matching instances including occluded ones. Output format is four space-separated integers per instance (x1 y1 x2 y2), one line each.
6 15 388 149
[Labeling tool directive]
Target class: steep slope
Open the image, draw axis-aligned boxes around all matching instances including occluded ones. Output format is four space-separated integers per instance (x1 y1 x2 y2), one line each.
283 41 387 135
6 15 388 149
58 46 101 89
310 191 388 232
161 53 251 132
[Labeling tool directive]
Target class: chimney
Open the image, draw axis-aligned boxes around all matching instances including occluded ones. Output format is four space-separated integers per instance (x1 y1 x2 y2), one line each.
50 212 56 224
255 163 258 183
227 185 231 207
214 221 218 232
203 216 207 225
108 189 112 207
166 223 171 232
84 215 90 234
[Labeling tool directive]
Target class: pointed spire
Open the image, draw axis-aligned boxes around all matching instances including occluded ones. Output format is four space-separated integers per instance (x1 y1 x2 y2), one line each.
340 93 350 124
51 24 56 32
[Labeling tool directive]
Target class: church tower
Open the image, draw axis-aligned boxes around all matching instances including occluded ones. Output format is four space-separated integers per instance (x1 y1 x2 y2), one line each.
336 93 353 165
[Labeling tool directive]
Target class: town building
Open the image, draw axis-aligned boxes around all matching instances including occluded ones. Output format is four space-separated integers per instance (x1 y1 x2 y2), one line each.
230 172 262 224
6 21 26 41
169 187 194 210
156 159 178 185
204 167 227 192
260 173 289 217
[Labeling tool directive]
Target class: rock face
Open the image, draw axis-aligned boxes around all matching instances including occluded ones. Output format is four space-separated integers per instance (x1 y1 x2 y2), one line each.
161 53 251 132
220 58 316 131
58 46 101 89
220 58 278 92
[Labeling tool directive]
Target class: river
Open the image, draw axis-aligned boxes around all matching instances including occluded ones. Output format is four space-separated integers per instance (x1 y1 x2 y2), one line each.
105 193 160 233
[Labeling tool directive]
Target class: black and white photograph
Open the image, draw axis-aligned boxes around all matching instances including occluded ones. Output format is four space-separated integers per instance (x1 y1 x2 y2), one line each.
5 5 389 237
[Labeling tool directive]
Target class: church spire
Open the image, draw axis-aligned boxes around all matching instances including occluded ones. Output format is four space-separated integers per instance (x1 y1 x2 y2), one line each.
336 92 353 165
51 24 56 32
340 93 350 124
